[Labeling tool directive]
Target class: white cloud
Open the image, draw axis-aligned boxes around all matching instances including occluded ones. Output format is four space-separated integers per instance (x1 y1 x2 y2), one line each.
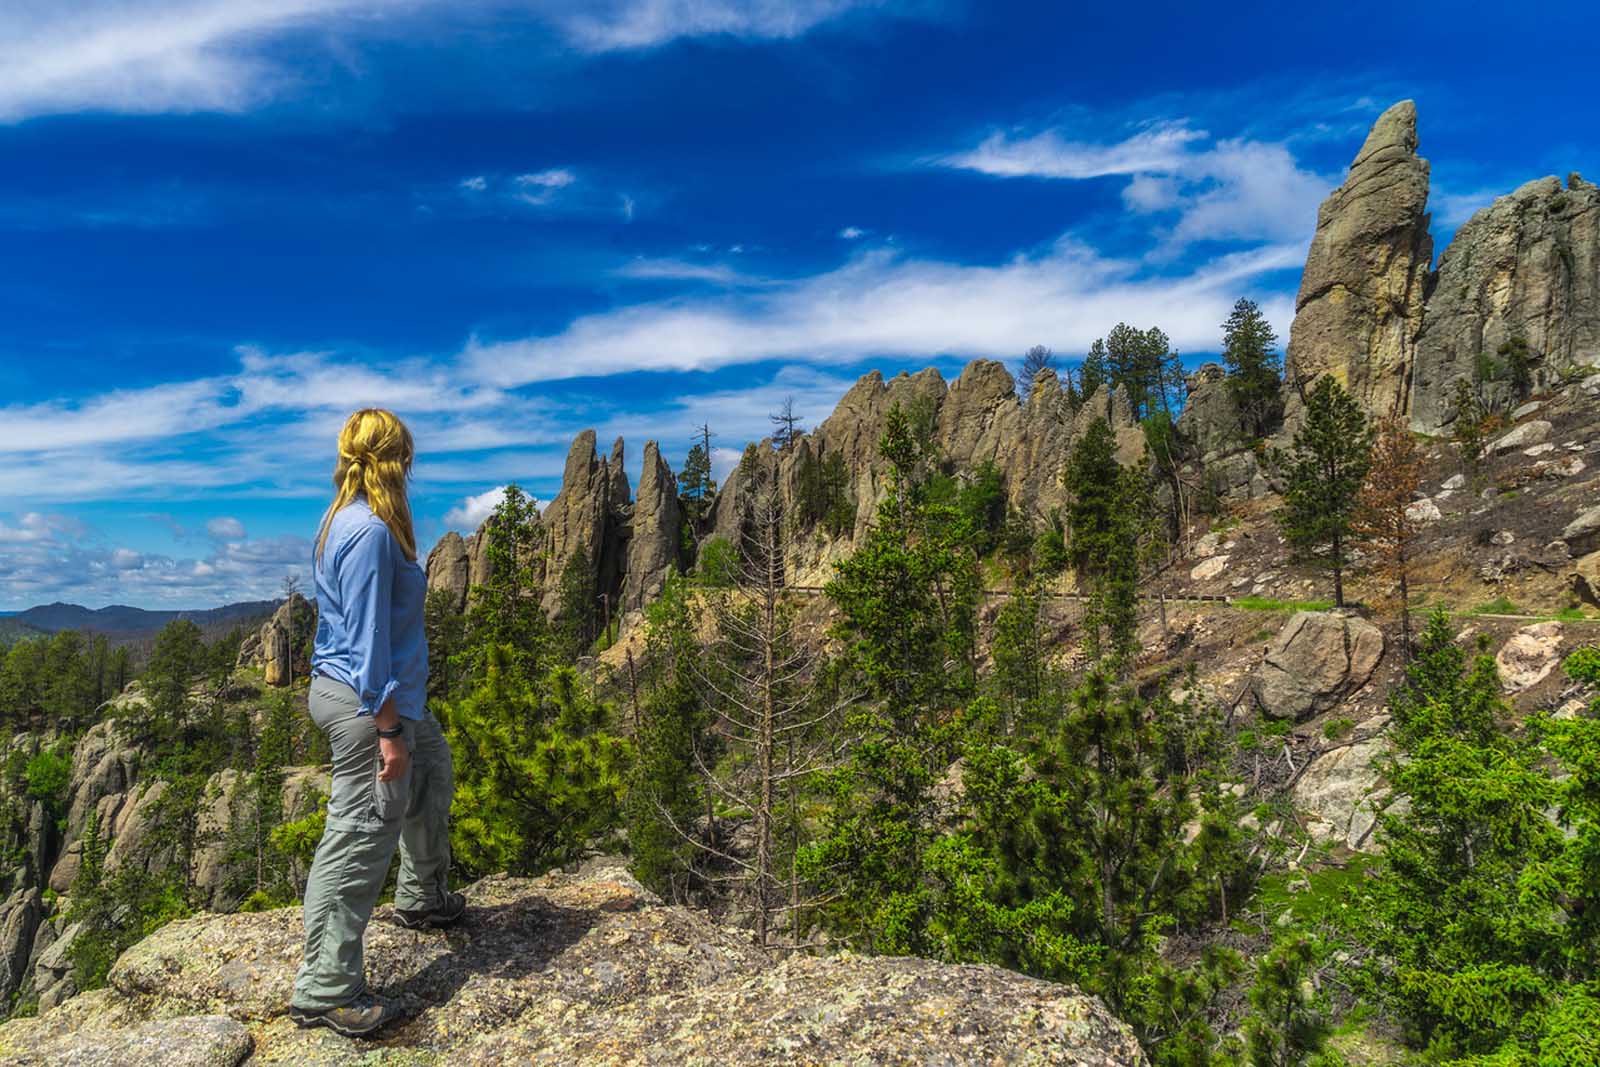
459 175 488 192
620 194 636 220
839 225 865 239
515 168 576 189
553 0 889 52
465 239 1302 386
941 121 1205 180
939 120 1333 250
206 516 247 540
614 257 765 285
1431 186 1500 228
443 485 510 529
0 508 313 610
0 1 907 122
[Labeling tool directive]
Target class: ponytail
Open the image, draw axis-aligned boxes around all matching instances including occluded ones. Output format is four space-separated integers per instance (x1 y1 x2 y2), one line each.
315 409 418 564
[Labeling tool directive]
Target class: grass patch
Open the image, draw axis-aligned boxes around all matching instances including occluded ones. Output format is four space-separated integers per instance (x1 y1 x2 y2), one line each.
1555 606 1591 622
1470 596 1521 616
1232 595 1335 613
1254 858 1372 931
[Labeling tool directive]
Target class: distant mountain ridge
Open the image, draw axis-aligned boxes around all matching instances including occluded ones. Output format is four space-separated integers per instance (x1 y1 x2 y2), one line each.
10 600 279 637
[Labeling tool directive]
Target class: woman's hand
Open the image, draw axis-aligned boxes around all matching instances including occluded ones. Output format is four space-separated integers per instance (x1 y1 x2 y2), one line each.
378 735 410 782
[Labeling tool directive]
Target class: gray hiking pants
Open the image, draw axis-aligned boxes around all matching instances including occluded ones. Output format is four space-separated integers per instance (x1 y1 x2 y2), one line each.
291 674 454 1011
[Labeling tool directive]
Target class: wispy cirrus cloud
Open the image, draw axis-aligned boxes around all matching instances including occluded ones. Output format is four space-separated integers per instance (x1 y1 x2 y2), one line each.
465 238 1301 386
0 0 921 123
938 119 1333 251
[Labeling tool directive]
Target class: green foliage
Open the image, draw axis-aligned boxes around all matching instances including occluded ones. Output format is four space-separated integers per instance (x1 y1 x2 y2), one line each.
801 401 980 952
1356 612 1600 1062
441 648 630 878
793 447 856 539
678 440 718 523
1497 337 1535 400
624 578 713 899
1243 935 1338 1067
23 747 71 811
458 484 550 689
1064 418 1157 666
554 544 599 661
1232 596 1336 613
945 672 1251 1063
694 535 738 587
1222 298 1285 441
1275 377 1374 607
1469 596 1521 616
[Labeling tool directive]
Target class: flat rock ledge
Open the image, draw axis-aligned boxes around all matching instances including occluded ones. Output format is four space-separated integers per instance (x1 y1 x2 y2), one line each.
0 862 1147 1067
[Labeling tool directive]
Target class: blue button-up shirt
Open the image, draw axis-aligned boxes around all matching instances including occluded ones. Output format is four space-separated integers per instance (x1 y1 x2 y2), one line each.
310 498 428 720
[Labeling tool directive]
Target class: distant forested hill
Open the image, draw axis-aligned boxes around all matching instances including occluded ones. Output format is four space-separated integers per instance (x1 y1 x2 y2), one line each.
10 600 277 639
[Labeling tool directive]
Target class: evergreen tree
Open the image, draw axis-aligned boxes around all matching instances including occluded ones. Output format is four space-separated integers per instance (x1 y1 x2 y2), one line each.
1063 419 1154 667
802 400 980 954
1221 297 1284 440
1274 377 1374 607
555 544 599 660
1450 379 1490 487
461 484 548 684
1362 612 1600 1063
624 577 712 901
1081 339 1109 406
678 441 717 524
441 650 629 877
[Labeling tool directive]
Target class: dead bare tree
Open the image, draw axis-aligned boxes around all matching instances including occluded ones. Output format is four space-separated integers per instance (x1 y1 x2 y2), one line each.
661 451 855 951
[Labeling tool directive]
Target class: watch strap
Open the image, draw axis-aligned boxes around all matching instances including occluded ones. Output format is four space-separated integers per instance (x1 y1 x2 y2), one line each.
376 723 405 738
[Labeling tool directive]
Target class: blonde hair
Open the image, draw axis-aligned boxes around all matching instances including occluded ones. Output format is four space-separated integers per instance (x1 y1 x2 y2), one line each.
315 408 418 564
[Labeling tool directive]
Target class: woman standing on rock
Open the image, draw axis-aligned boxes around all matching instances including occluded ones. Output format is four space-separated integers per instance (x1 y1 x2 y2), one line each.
290 408 464 1038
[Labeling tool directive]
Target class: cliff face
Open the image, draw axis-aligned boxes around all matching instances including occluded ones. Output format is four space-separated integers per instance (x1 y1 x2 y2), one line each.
0 862 1149 1067
1411 173 1600 430
1283 99 1434 427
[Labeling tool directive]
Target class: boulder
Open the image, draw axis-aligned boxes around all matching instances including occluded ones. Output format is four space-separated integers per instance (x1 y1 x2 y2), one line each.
1411 173 1600 431
0 862 1147 1067
1563 505 1600 555
1294 726 1400 851
0 1012 252 1067
1283 100 1432 427
1190 555 1230 582
620 440 681 613
1252 612 1385 722
1404 498 1442 524
1495 621 1564 692
1488 419 1552 455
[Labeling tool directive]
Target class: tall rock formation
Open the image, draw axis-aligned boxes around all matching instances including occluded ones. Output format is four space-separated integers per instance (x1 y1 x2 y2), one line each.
1410 173 1600 430
235 594 315 687
425 531 472 611
1283 100 1433 426
539 430 618 615
622 441 681 612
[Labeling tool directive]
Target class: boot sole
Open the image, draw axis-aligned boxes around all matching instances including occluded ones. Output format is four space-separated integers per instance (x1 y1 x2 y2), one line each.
392 901 467 930
289 1007 395 1039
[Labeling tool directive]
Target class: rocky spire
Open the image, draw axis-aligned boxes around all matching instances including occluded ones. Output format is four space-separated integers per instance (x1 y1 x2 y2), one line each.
539 430 612 615
1283 99 1433 425
622 440 682 612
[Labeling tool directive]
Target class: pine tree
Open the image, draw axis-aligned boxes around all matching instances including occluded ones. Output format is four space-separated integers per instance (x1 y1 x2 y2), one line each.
802 400 979 954
461 484 548 684
440 650 629 877
1221 297 1284 440
1274 377 1374 607
1354 418 1426 655
1450 379 1490 487
1063 419 1154 668
678 437 718 524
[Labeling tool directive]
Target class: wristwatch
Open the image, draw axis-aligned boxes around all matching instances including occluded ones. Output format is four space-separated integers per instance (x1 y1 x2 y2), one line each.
376 723 405 739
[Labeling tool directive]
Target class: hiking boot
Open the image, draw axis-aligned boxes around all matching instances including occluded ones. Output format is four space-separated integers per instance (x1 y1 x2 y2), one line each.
393 891 467 931
289 991 403 1038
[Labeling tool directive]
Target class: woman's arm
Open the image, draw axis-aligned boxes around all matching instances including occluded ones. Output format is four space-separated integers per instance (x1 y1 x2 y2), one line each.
336 521 410 782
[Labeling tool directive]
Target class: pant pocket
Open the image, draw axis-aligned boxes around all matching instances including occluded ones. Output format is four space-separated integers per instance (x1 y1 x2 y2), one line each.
372 752 413 823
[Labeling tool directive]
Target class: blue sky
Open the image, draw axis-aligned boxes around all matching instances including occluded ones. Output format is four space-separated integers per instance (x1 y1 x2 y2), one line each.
2 0 1597 610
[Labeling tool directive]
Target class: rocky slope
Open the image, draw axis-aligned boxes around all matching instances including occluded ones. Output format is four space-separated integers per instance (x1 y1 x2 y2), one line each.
0 862 1148 1067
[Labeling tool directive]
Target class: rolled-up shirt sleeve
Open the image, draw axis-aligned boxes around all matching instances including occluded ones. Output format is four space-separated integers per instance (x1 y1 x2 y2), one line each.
337 521 399 716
